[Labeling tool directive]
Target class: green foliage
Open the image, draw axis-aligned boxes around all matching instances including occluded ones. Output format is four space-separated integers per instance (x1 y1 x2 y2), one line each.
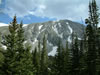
85 0 99 75
32 47 40 75
70 35 80 75
1 16 35 75
52 41 71 75
0 33 4 67
54 41 62 75
40 35 48 75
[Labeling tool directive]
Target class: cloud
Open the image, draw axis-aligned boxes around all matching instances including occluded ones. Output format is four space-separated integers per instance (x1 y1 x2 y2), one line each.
0 0 1 4
4 0 100 22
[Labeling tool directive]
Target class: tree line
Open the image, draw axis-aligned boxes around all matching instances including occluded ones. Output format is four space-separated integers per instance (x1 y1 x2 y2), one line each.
0 0 100 75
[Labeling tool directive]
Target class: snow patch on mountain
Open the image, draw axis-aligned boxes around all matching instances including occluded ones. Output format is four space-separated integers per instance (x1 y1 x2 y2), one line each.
58 23 61 27
48 46 58 56
52 24 58 34
39 25 43 33
32 38 38 45
68 25 73 34
78 38 81 40
52 24 63 38
41 28 46 32
39 25 43 30
47 40 53 46
23 24 28 27
58 33 63 38
68 36 71 43
66 22 73 34
66 22 69 25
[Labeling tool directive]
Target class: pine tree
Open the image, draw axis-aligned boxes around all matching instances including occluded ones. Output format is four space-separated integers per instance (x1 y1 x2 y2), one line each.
65 41 71 75
38 40 41 71
0 33 4 67
53 40 67 75
55 40 62 75
85 22 96 75
1 16 19 75
32 47 40 75
40 35 48 75
96 28 100 74
15 44 34 75
1 16 35 75
15 21 35 75
0 33 4 74
38 40 41 57
79 40 87 75
85 0 99 75
71 34 80 75
61 45 66 75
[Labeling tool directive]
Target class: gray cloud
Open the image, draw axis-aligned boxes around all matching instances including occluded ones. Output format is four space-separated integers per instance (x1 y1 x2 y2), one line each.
4 0 100 22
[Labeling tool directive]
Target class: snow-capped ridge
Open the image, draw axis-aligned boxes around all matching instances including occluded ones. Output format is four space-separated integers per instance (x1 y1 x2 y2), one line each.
0 23 8 27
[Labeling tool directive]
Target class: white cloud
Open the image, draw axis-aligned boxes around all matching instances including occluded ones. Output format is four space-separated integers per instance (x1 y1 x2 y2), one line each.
0 0 1 4
4 0 100 22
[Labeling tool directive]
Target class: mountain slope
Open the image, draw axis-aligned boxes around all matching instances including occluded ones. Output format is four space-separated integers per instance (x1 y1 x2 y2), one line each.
0 20 85 56
24 19 85 56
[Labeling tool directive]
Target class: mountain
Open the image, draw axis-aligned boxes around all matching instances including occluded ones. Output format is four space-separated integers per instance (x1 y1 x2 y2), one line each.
24 19 85 56
0 20 85 56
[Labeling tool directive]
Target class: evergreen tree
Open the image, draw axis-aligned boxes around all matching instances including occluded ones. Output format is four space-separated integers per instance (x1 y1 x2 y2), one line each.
32 47 40 75
16 45 34 75
61 45 66 75
0 33 4 67
79 40 87 75
96 28 100 74
53 40 67 75
38 40 41 57
70 34 80 75
40 35 48 75
54 41 62 75
85 0 99 75
38 40 41 71
1 16 35 75
1 16 19 75
15 21 35 75
85 22 96 75
64 41 71 75
0 33 4 74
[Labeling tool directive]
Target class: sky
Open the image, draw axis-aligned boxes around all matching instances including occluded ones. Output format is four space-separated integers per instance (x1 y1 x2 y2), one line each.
0 0 100 24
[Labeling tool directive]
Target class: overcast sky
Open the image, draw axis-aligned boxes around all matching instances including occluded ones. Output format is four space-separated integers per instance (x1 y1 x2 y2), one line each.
0 0 100 24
